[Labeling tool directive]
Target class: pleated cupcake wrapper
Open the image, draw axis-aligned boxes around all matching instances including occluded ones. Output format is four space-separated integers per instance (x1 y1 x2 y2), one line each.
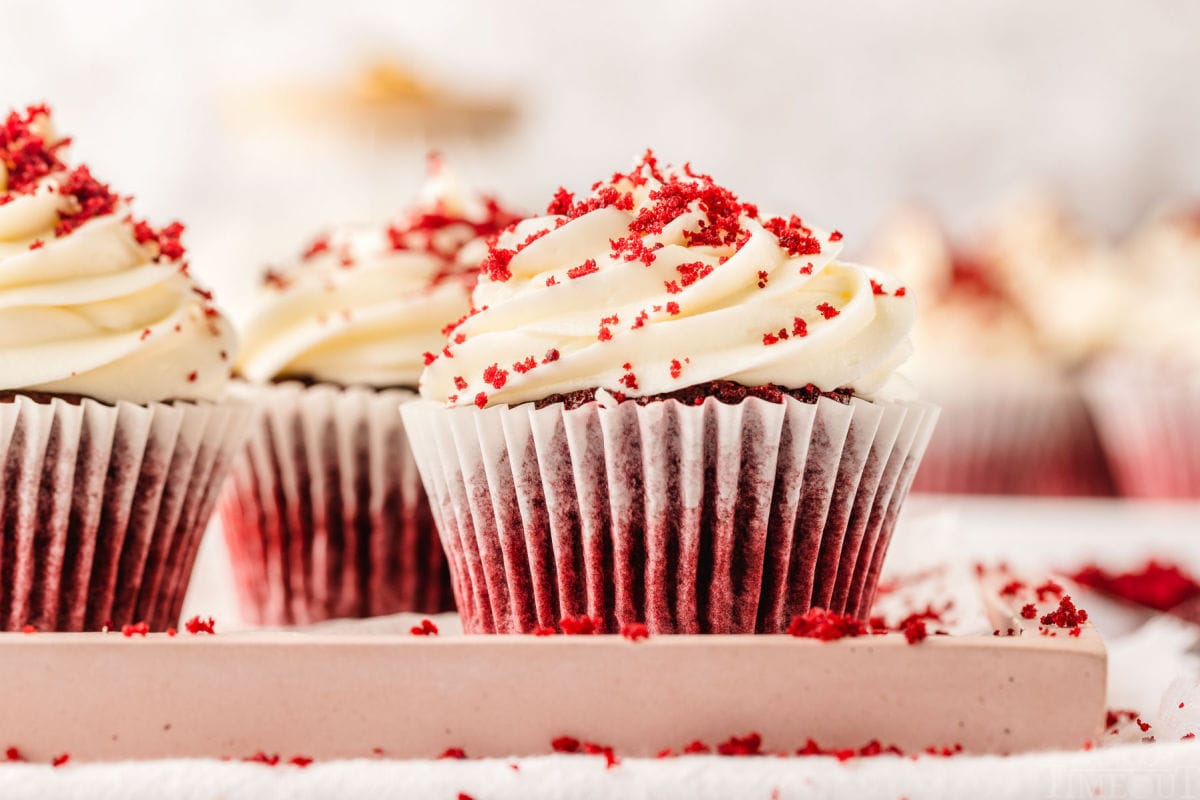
1084 366 1200 499
0 395 249 632
402 395 939 634
911 382 1113 496
219 382 454 626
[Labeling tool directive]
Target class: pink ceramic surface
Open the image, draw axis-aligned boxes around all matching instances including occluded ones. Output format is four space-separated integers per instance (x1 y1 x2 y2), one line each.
0 578 1104 762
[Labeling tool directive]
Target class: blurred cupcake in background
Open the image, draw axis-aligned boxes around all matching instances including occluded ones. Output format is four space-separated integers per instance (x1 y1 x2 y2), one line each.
1084 204 1200 498
0 104 247 631
403 152 938 635
220 156 520 625
867 202 1115 496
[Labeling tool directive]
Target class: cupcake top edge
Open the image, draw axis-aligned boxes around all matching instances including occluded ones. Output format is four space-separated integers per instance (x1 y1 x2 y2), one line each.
235 153 521 389
420 150 916 409
0 103 236 405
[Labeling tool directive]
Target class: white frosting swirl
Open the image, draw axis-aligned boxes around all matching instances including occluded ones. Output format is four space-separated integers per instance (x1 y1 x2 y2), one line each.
0 107 235 404
236 164 516 387
421 157 914 407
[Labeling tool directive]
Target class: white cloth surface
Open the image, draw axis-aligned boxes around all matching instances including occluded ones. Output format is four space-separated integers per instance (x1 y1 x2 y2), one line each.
2 495 1198 799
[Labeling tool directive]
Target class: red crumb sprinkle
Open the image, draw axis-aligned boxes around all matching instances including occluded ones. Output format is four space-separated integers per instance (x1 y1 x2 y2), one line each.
1035 580 1064 602
5 747 25 762
560 615 602 635
787 608 867 641
301 235 330 260
422 352 438 366
410 619 439 636
482 363 509 390
439 748 467 760
620 622 649 641
1137 718 1152 733
756 270 769 288
816 302 839 319
289 756 313 767
1071 561 1200 612
28 239 44 250
669 359 683 380
453 376 468 391
166 628 177 637
551 736 581 754
792 317 808 337
829 230 844 242
542 349 561 364
999 579 1026 597
51 754 70 768
1 105 70 196
870 279 885 295
184 615 216 635
121 621 150 637
656 748 675 759
244 751 280 766
1185 733 1196 740
1040 595 1088 631
186 371 198 383
567 258 599 280
683 740 711 754
903 618 928 645
665 301 680 315
20 625 35 634
717 733 763 756
457 794 475 800
894 287 907 297
55 165 120 237
473 392 488 409
512 357 537 374
533 626 556 636
1020 603 1038 620
763 215 822 257
618 368 639 390
583 741 620 768
140 328 152 341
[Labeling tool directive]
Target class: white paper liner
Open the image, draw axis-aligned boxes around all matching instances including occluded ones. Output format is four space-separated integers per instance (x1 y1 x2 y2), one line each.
218 382 453 626
911 380 1113 496
1084 362 1200 498
401 394 939 634
0 394 249 632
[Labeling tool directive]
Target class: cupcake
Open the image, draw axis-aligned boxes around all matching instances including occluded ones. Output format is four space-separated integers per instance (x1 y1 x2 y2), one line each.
222 158 519 625
866 204 1114 496
1084 205 1200 498
0 104 245 631
402 152 938 634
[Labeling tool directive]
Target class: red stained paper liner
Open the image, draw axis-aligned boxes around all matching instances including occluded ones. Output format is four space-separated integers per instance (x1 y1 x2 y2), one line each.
1084 362 1200 499
401 394 939 634
219 382 454 626
911 381 1113 497
0 395 249 632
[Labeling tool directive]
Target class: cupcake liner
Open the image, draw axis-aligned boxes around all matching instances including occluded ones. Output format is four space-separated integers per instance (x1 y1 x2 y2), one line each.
0 395 249 632
218 382 454 626
401 394 938 634
1084 363 1200 499
910 381 1113 496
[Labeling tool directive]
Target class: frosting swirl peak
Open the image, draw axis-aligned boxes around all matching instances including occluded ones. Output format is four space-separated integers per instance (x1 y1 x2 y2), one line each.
421 152 915 407
0 104 236 404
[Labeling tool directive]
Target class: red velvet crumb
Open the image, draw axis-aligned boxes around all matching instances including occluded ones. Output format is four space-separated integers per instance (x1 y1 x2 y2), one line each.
439 748 467 759
410 619 438 636
551 736 581 754
560 615 602 635
5 747 24 762
184 615 216 635
1020 603 1037 620
787 609 867 641
717 732 763 756
620 622 649 641
51 754 70 768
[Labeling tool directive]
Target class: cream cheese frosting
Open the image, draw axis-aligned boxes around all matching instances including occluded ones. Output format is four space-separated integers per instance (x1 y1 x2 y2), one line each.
235 160 518 387
0 105 236 404
420 152 915 408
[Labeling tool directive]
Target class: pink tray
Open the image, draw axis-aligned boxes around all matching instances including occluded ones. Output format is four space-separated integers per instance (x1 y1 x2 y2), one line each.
0 575 1105 762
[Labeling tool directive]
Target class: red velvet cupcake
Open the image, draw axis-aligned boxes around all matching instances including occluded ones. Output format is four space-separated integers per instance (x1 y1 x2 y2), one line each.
0 104 246 631
221 160 519 625
402 152 938 634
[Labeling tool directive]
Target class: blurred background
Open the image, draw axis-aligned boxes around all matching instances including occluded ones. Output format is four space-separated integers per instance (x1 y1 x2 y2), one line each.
4 0 1200 497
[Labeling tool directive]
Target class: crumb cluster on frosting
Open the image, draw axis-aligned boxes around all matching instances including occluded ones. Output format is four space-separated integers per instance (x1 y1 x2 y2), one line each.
0 104 235 404
420 150 915 408
236 157 520 387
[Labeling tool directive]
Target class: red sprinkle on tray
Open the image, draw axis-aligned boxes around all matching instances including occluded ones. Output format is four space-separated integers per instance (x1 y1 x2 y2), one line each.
184 615 216 635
